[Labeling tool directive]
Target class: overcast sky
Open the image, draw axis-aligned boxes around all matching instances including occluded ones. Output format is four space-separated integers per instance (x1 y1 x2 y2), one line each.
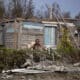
33 0 80 17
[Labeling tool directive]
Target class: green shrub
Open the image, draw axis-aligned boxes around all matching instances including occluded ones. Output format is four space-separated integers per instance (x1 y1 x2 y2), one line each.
0 48 27 72
57 26 80 63
32 49 54 62
0 48 56 72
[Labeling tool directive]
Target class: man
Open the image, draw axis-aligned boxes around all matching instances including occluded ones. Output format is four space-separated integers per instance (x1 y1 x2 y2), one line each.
32 39 43 62
32 39 42 50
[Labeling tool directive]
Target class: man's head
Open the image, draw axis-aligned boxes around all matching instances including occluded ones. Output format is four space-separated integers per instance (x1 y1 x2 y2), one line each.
35 39 40 44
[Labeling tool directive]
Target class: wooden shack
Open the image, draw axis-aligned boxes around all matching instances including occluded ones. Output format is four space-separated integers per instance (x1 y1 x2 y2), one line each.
0 18 79 49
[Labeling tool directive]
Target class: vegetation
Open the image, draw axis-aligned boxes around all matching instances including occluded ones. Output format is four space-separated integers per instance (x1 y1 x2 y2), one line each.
57 26 73 53
0 48 27 72
0 48 55 72
57 26 80 63
0 0 34 19
0 0 5 19
33 49 54 62
0 0 80 20
0 0 73 20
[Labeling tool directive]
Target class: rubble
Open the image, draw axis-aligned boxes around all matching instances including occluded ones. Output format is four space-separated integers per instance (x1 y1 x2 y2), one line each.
1 64 80 80
73 62 80 67
21 59 32 68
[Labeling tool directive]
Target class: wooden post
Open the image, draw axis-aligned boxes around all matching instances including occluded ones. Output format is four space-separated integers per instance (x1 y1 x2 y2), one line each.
1 23 5 46
18 21 22 49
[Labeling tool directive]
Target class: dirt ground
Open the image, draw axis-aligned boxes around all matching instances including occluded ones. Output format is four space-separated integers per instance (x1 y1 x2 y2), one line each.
0 72 80 80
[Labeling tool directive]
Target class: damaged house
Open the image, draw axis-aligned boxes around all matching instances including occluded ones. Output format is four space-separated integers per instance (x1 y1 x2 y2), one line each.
0 18 80 49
